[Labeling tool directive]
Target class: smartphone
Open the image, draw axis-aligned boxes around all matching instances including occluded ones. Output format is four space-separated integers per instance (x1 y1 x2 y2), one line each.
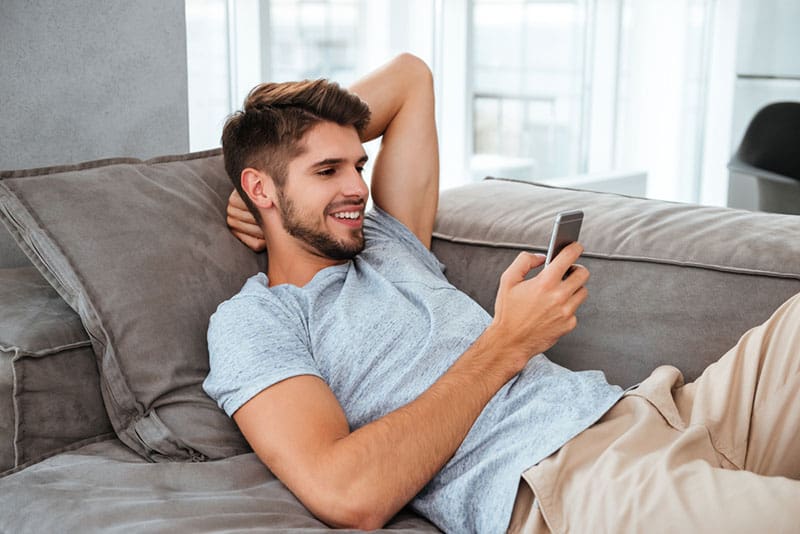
545 210 584 267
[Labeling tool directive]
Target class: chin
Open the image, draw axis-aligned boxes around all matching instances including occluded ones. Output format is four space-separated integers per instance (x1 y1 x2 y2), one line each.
327 239 364 261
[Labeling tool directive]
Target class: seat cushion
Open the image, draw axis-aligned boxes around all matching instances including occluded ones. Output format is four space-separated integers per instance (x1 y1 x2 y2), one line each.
0 150 267 461
0 266 114 476
0 439 440 533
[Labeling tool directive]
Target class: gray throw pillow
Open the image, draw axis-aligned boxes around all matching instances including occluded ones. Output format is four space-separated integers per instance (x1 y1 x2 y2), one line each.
0 150 265 461
0 266 114 476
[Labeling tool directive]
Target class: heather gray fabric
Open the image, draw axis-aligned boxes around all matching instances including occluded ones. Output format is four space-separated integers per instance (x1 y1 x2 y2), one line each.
431 178 800 387
0 439 439 533
0 266 114 476
0 150 267 461
0 346 13 471
205 207 623 534
0 225 29 268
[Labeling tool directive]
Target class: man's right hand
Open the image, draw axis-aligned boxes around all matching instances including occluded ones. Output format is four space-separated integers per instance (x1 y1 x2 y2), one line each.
226 189 266 252
489 242 589 374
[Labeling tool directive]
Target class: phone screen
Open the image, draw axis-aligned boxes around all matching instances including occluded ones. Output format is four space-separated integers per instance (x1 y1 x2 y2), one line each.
545 210 583 267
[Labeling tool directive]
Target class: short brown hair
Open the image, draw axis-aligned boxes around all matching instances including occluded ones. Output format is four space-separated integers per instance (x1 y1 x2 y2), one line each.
221 79 371 226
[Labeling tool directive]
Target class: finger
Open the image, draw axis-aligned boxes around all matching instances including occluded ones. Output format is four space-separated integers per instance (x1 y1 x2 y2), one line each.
227 215 264 238
233 230 266 252
229 189 248 210
500 252 546 288
227 203 258 225
546 242 584 279
562 264 590 294
565 285 589 314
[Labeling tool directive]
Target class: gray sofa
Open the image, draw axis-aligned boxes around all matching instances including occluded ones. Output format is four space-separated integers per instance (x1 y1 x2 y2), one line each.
1 150 798 533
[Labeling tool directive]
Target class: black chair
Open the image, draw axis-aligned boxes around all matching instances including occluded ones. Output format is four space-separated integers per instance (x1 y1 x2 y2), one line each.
728 101 800 215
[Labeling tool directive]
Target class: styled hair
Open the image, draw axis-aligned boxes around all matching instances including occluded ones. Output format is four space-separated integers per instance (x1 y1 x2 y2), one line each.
221 79 371 226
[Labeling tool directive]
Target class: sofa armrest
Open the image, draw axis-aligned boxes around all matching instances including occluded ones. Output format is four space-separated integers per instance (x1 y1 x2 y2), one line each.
432 178 800 387
0 267 114 477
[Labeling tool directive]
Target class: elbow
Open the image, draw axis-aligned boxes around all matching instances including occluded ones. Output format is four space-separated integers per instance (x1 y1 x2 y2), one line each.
312 482 393 530
334 509 387 531
392 52 434 86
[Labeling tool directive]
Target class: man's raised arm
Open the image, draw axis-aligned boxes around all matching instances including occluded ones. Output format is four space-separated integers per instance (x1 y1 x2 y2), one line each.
348 53 439 249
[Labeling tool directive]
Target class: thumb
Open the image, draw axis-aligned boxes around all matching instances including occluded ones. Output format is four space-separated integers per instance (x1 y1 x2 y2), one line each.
500 252 546 288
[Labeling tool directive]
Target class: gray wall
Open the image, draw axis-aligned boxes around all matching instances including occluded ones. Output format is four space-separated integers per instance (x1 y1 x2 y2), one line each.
0 0 190 268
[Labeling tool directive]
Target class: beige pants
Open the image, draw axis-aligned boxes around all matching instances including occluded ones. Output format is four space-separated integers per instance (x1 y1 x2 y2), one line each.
508 292 800 534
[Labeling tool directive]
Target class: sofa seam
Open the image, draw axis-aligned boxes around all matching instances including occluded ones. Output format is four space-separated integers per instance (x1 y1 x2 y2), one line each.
11 361 21 467
483 176 692 207
0 148 222 178
0 158 143 178
2 340 94 359
0 432 118 479
431 232 800 280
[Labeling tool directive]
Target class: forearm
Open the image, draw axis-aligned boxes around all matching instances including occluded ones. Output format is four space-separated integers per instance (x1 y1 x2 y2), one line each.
316 325 523 529
346 53 440 248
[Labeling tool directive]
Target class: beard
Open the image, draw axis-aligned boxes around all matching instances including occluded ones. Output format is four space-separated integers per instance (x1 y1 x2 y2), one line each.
276 189 365 260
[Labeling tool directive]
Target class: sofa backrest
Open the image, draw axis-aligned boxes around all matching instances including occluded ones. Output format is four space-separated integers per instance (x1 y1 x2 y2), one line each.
432 178 800 388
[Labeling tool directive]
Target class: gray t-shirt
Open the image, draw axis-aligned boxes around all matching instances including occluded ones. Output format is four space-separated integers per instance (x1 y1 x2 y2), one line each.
204 207 623 534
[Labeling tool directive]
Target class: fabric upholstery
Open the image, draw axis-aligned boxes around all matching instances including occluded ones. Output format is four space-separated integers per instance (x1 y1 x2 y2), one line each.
0 439 440 533
0 266 114 476
0 225 30 269
431 178 800 387
0 349 13 470
0 150 267 461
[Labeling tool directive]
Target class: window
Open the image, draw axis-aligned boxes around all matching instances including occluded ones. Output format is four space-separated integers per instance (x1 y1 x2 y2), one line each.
471 0 591 181
186 0 435 184
186 0 727 203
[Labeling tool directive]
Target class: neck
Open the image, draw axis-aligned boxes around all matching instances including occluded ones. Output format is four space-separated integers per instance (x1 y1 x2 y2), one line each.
264 236 346 287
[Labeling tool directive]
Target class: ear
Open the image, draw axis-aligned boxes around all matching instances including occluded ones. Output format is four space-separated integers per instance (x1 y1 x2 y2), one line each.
240 167 276 209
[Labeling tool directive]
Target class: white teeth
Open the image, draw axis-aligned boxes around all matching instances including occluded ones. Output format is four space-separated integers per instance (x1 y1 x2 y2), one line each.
334 211 359 220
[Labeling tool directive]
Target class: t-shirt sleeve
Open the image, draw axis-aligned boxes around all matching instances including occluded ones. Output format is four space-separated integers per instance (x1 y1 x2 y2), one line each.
364 205 447 277
203 294 323 417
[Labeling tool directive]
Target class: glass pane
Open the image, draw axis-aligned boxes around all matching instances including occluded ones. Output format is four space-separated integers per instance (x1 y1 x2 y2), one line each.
269 0 361 84
471 0 589 181
186 0 231 151
186 0 436 157
614 0 713 202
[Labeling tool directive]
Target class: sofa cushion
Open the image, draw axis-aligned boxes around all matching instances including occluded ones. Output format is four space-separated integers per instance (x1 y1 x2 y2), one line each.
432 178 800 387
0 150 266 461
0 266 114 476
0 439 439 533
0 224 30 269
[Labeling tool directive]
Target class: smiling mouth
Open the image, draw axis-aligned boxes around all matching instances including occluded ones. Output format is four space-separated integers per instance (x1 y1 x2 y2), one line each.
332 210 361 220
329 210 363 228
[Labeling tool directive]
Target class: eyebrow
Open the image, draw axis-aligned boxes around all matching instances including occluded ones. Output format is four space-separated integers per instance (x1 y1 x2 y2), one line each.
308 154 369 171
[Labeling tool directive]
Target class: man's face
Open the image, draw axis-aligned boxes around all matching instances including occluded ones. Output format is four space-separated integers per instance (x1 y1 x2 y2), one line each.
275 121 369 261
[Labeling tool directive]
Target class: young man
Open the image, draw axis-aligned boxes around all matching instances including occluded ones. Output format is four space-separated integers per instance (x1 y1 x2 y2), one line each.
206 54 800 533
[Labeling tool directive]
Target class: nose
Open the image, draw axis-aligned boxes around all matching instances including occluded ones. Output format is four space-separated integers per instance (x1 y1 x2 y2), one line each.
343 167 369 199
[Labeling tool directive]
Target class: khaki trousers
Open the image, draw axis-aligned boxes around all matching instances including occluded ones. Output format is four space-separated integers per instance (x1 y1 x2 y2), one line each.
508 292 800 534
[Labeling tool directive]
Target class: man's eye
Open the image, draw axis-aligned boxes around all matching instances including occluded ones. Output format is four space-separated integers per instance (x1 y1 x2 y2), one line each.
356 166 365 174
318 168 335 176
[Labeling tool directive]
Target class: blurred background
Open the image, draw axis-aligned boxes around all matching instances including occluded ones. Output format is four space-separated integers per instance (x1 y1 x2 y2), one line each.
185 0 799 207
2 0 798 210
